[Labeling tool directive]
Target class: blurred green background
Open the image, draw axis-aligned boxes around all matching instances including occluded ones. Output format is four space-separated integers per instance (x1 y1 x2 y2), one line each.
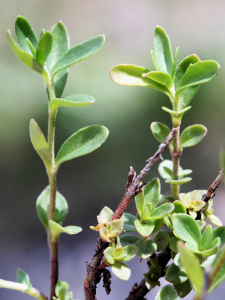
0 0 225 299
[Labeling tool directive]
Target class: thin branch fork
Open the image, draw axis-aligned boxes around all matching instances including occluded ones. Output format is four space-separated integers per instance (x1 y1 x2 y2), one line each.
84 128 178 300
201 170 223 203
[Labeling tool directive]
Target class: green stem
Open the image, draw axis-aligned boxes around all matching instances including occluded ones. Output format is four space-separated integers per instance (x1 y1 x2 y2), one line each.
0 279 48 300
45 75 59 299
171 125 180 197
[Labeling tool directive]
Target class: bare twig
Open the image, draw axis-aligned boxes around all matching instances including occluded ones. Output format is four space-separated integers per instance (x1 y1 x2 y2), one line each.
111 128 178 221
84 128 178 300
125 247 171 300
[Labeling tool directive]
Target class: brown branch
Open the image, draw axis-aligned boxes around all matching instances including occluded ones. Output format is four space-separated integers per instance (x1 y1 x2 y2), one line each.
84 128 178 300
112 128 178 221
125 247 171 300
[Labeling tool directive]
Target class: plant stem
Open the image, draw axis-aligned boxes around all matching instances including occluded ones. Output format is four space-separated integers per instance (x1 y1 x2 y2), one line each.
0 279 48 300
45 75 58 299
171 123 181 198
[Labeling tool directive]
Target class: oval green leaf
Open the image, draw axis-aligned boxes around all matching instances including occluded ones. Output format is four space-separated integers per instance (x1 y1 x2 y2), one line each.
173 280 192 298
165 177 192 185
144 178 160 211
50 94 95 109
111 261 131 281
36 186 68 230
165 263 188 284
49 220 82 241
155 285 178 300
149 203 174 220
212 226 225 246
55 125 109 166
142 71 173 91
29 119 52 170
51 35 105 76
151 26 173 75
118 245 138 262
179 125 207 149
135 239 157 259
150 122 170 145
134 219 154 237
15 16 38 52
173 214 201 246
200 225 212 251
121 213 137 232
36 31 53 65
153 230 170 251
120 234 140 247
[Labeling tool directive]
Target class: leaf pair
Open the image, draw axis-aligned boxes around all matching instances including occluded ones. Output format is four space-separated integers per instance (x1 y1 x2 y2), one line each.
173 214 225 257
30 120 109 170
53 281 81 300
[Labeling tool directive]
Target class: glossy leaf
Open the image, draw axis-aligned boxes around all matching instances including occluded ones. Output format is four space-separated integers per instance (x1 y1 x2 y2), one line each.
135 190 144 217
152 218 163 234
29 119 52 169
176 60 220 94
149 203 174 220
164 201 186 231
7 30 45 76
46 21 69 98
136 239 157 259
50 94 95 109
36 186 68 230
200 237 220 256
173 214 201 246
51 35 105 76
208 214 223 227
179 125 207 149
120 234 140 247
142 71 173 92
104 247 115 265
152 26 173 74
144 178 160 211
111 262 131 281
155 285 178 300
212 226 225 246
134 219 154 237
150 122 170 144
178 242 204 297
55 125 109 166
109 64 171 96
15 16 38 52
26 38 36 56
170 236 179 253
36 31 53 65
173 280 192 298
200 225 212 250
171 47 179 78
153 230 170 251
49 220 82 241
165 263 188 284
122 213 137 232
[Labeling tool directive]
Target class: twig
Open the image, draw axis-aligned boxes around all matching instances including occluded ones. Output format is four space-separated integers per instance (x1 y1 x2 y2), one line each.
125 247 171 300
111 127 178 221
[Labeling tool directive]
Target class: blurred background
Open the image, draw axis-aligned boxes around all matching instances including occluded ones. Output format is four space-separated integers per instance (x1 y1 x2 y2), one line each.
0 0 225 299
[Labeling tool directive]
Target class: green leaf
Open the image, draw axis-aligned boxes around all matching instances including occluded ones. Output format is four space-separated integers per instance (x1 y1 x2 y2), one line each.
106 220 123 238
164 201 186 231
200 225 212 250
7 30 46 76
196 220 206 231
144 178 160 211
17 269 31 292
152 218 163 234
135 239 157 259
212 226 225 246
171 47 179 78
150 122 170 145
121 213 137 232
153 230 170 251
208 214 223 227
50 94 95 109
142 71 173 93
208 245 225 293
135 190 144 217
15 16 38 52
169 236 179 253
200 237 220 256
51 35 105 76
166 178 192 185
149 203 174 220
49 220 82 241
179 125 207 149
173 280 192 298
174 54 200 89
178 242 204 297
120 234 140 247
36 31 53 65
29 119 52 170
109 64 171 97
162 106 192 116
26 38 36 57
36 186 68 230
111 261 131 281
55 281 69 300
46 21 69 98
173 214 201 246
165 263 188 284
104 247 116 265
176 60 220 94
158 160 179 180
118 245 138 262
55 125 109 166
134 219 154 237
178 169 192 178
155 285 178 300
152 26 173 75
98 206 114 223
